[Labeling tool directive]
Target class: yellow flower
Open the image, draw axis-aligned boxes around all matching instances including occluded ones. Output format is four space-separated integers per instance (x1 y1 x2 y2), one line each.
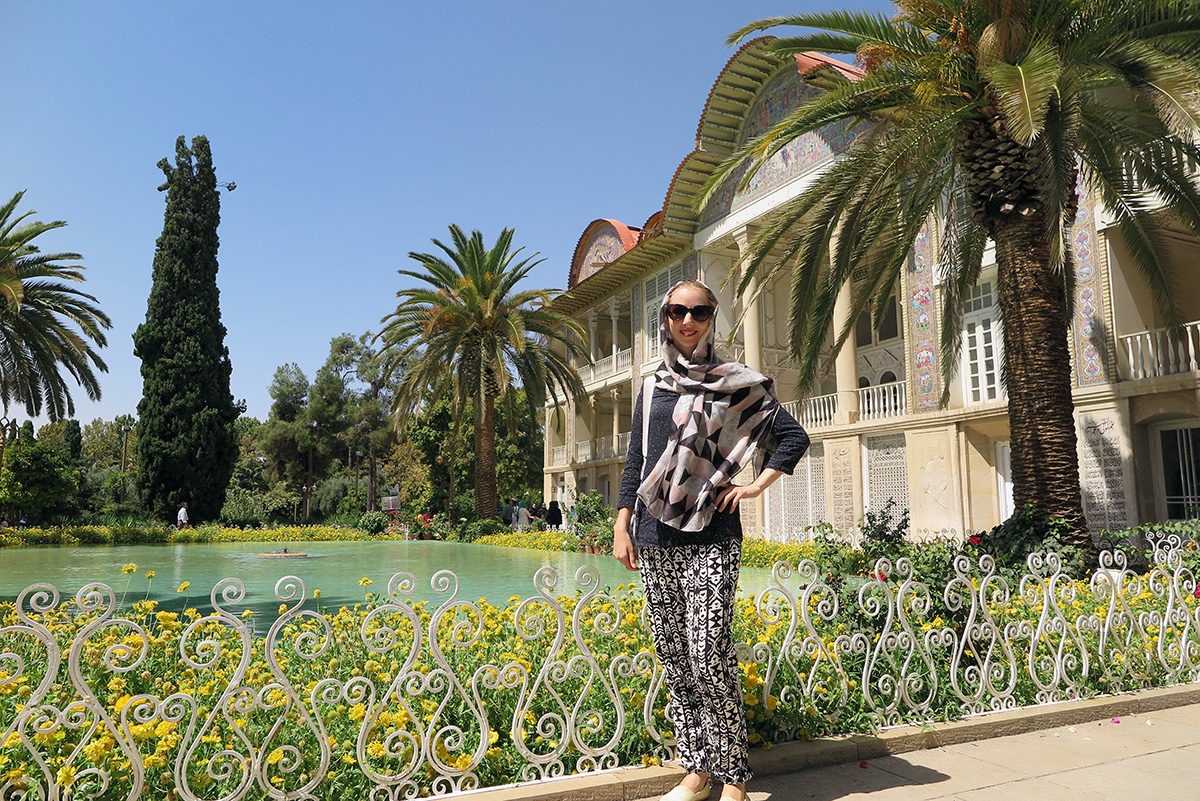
145 570 156 579
56 764 77 787
176 581 190 593
241 609 255 619
266 748 285 765
278 604 289 615
121 563 137 575
313 589 322 599
359 577 373 588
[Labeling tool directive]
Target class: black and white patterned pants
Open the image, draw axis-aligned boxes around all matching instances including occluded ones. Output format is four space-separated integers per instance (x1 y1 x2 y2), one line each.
640 539 750 786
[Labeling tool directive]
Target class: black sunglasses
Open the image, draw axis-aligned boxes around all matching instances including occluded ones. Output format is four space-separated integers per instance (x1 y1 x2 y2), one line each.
664 303 715 323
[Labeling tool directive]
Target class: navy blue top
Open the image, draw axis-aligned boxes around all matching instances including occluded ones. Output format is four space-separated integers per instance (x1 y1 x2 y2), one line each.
617 386 810 548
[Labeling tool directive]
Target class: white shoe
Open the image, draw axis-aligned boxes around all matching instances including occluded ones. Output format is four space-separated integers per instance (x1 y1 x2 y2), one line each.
660 783 711 801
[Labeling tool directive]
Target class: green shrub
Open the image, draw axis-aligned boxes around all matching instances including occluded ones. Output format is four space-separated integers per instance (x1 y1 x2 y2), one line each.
358 511 389 534
456 517 508 543
220 487 269 527
860 498 909 559
971 505 1087 579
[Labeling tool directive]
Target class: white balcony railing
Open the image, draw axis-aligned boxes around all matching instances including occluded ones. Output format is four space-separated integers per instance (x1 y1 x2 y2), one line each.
593 435 617 460
584 347 633 383
780 385 908 430
784 394 837 429
1119 320 1200 379
573 432 632 463
550 445 568 467
858 381 907 421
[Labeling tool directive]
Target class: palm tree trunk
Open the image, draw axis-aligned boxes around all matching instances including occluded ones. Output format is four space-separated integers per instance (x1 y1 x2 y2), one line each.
475 390 498 518
994 214 1092 556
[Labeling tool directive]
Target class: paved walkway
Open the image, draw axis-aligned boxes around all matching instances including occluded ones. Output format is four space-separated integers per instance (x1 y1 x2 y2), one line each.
463 690 1200 801
635 702 1200 801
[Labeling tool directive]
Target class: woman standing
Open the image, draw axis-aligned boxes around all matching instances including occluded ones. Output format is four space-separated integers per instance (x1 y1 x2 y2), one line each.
545 499 564 529
514 501 532 531
614 280 808 801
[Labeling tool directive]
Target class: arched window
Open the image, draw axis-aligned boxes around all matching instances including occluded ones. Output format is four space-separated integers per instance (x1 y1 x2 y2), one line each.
858 376 870 388
880 370 897 384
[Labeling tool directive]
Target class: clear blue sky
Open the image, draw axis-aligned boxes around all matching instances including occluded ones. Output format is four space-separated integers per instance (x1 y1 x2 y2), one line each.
4 1 891 426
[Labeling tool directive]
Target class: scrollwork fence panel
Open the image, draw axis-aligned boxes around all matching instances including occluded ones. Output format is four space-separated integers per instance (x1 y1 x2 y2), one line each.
2 543 1199 800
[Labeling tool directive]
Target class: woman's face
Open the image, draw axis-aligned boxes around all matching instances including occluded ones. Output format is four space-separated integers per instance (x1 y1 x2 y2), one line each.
665 284 713 359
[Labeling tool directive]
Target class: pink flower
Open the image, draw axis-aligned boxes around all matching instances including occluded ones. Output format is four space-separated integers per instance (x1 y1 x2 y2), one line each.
859 760 869 769
1193 585 1200 599
967 534 983 546
1111 717 1121 724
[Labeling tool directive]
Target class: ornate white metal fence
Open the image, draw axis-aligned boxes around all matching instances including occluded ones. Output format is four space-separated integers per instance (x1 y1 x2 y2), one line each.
2 540 1199 799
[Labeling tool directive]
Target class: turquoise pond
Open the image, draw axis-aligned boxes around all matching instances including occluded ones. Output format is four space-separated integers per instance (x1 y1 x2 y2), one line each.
0 540 780 618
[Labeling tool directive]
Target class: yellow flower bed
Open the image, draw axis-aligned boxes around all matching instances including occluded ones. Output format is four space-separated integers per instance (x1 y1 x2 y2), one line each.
1 568 1197 797
475 531 576 552
479 532 822 570
0 524 411 547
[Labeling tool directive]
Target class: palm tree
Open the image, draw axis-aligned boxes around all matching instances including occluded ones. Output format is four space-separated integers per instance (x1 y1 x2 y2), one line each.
702 1 1200 555
0 191 111 422
377 225 587 518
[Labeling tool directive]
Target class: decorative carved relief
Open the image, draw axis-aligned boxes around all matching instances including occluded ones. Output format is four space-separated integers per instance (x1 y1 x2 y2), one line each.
1078 412 1130 531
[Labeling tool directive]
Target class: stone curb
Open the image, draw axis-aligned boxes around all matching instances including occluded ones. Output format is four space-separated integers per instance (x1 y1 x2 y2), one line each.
451 684 1200 801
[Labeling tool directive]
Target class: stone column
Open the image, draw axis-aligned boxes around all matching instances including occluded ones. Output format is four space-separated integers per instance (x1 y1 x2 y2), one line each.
834 279 860 425
587 309 597 362
609 299 619 361
544 404 555 500
610 389 620 443
732 229 764 374
732 229 765 533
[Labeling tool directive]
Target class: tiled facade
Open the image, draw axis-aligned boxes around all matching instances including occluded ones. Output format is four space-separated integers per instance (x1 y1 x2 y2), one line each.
544 39 1200 538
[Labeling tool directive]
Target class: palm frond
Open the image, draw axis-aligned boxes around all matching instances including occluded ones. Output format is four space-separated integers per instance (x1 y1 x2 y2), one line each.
982 37 1062 145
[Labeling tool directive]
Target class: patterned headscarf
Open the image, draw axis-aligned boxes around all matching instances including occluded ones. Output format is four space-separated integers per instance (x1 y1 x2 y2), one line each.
636 279 780 532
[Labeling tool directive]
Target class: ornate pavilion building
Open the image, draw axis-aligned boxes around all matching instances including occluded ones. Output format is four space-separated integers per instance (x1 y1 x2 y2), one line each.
543 38 1200 538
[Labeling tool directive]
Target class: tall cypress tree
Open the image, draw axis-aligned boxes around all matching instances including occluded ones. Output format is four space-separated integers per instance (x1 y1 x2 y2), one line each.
133 135 238 522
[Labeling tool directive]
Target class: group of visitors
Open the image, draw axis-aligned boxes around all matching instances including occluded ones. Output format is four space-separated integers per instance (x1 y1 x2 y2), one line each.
499 498 566 530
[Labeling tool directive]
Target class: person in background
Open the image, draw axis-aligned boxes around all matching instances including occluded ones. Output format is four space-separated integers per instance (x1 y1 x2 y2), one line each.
501 498 516 527
514 501 532 531
545 500 563 530
177 501 190 529
613 279 809 801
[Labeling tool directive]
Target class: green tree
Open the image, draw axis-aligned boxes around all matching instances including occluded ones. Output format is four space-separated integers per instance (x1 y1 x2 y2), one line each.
405 397 471 513
378 226 587 517
494 389 545 502
62 419 82 461
0 442 77 522
335 333 397 512
81 414 136 470
0 191 111 421
133 136 239 523
709 2 1200 556
258 364 311 517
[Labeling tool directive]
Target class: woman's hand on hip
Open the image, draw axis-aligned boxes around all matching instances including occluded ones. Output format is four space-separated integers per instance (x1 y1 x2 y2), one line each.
714 482 764 513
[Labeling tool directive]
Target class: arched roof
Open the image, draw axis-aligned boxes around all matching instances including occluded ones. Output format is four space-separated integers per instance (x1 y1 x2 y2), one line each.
553 39 863 315
567 219 641 288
